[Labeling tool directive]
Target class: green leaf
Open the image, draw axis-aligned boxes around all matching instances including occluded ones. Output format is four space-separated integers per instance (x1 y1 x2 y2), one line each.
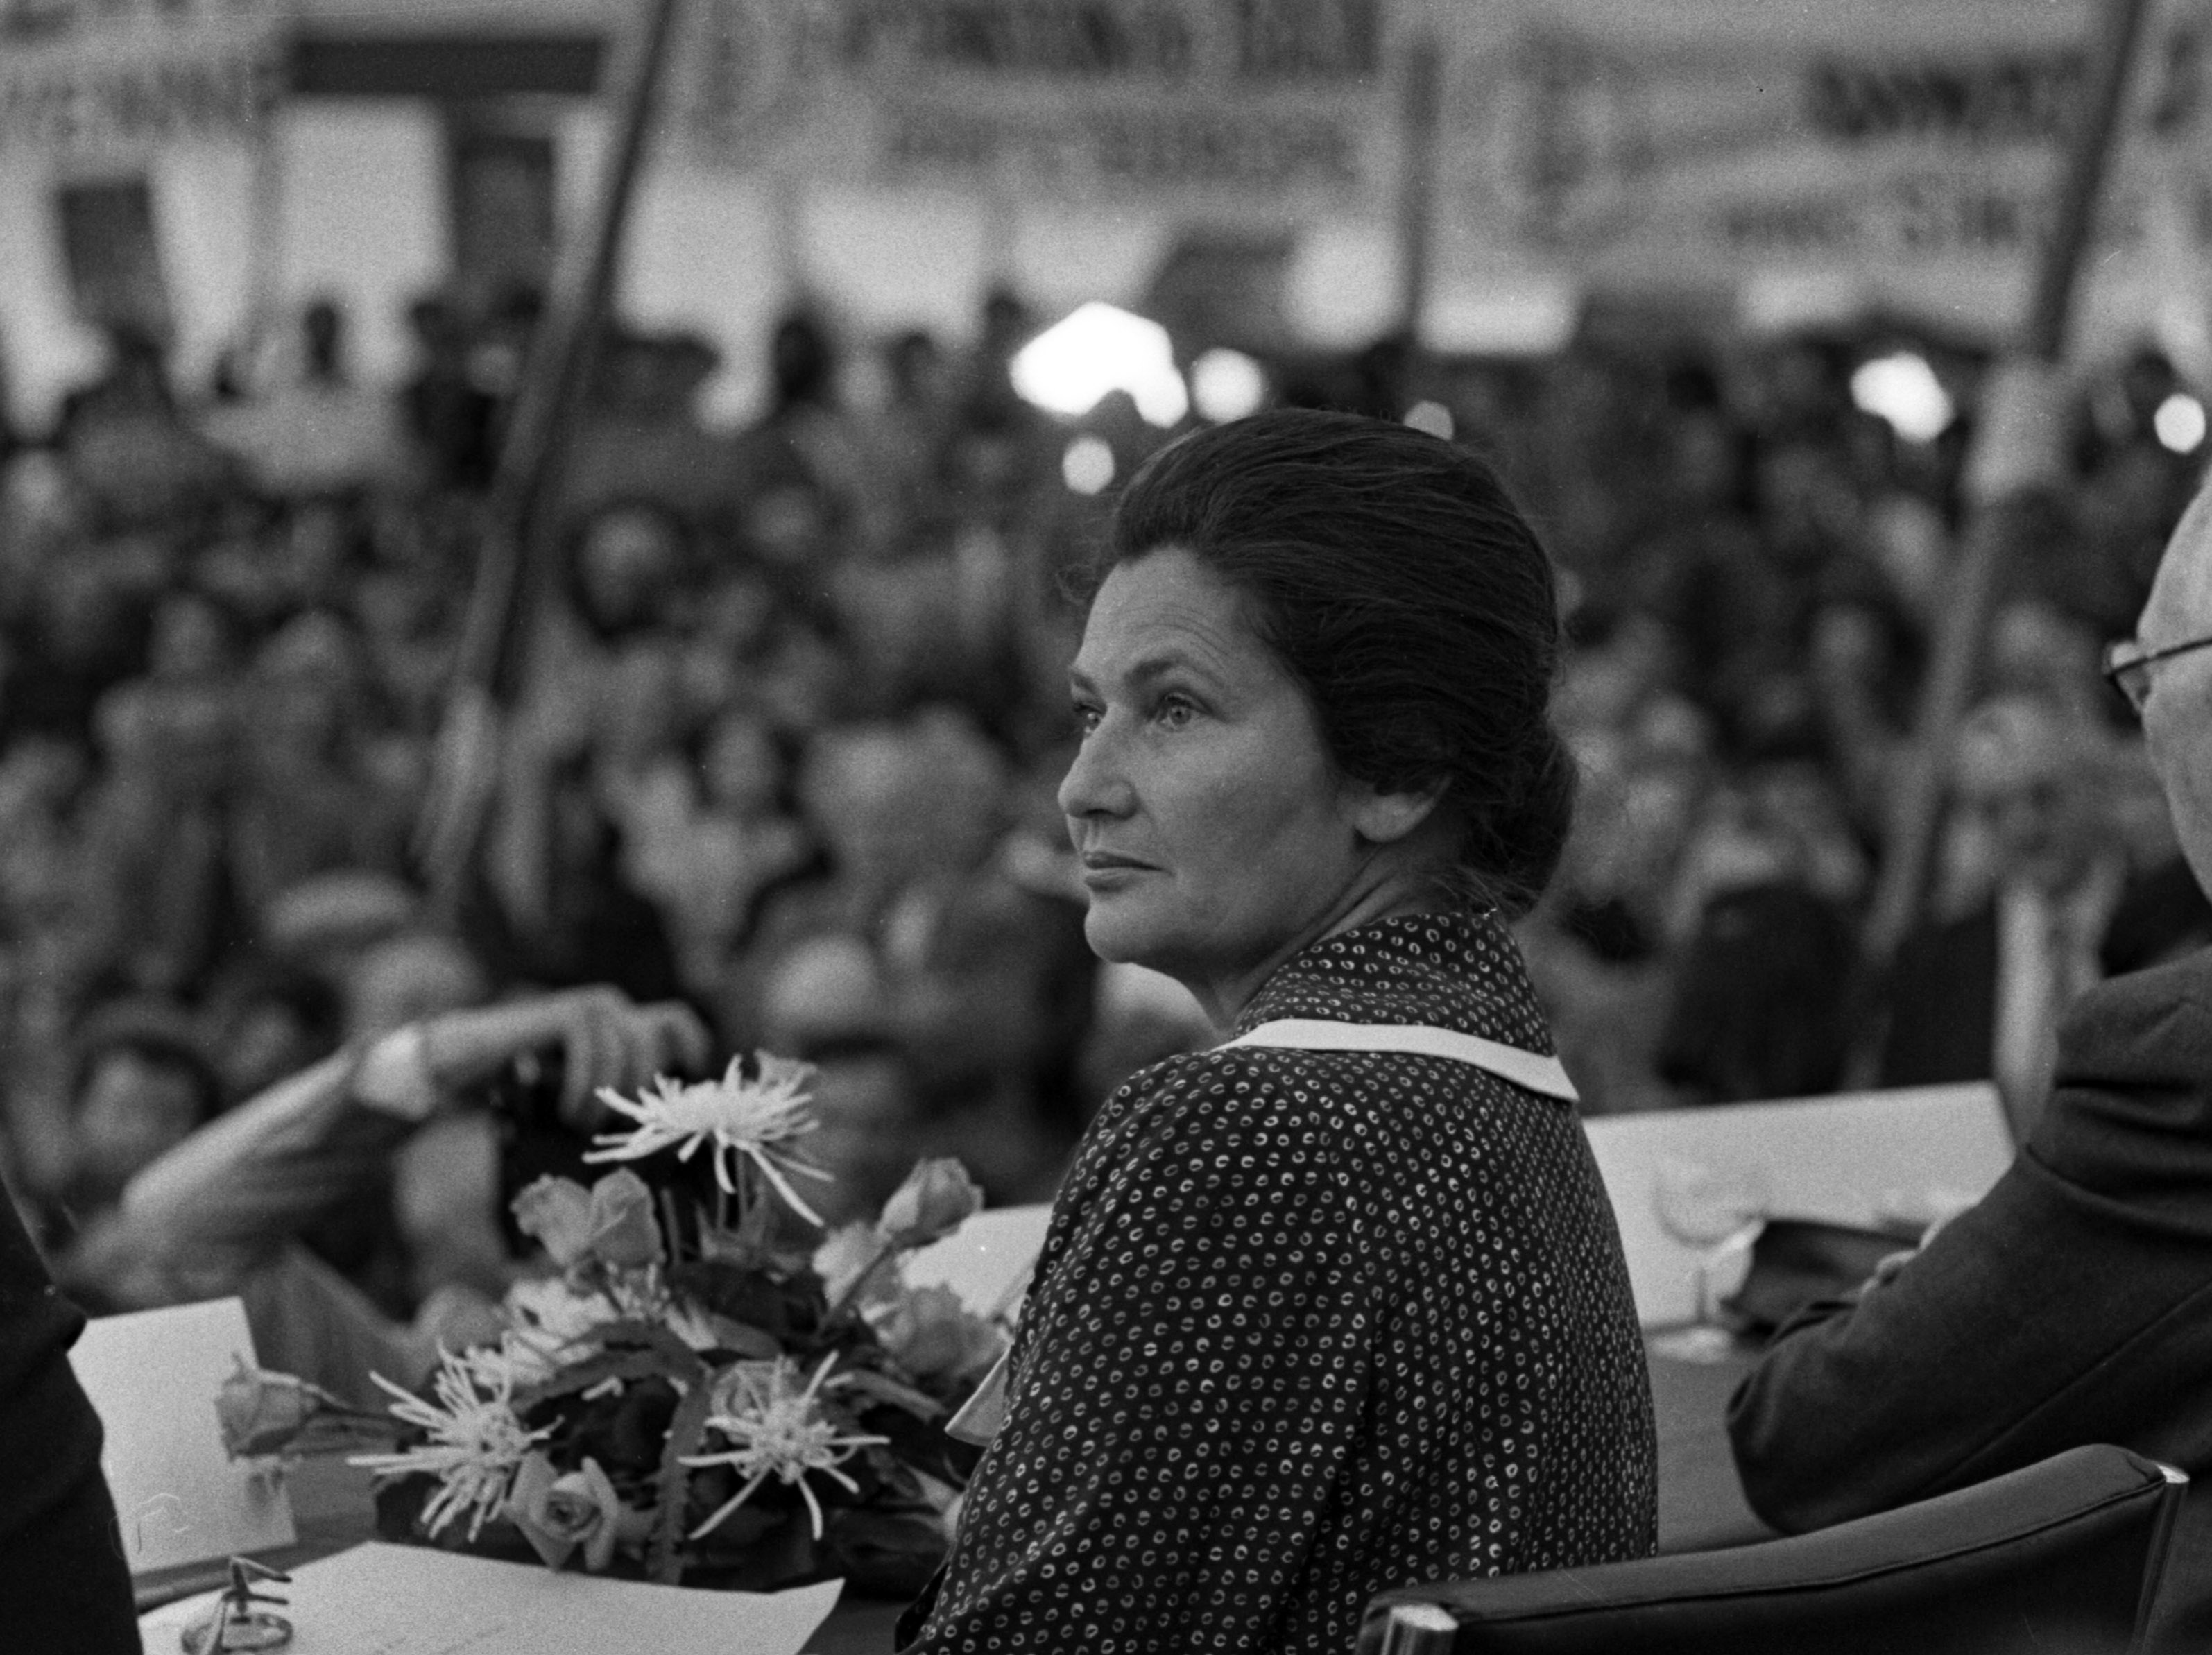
581 1320 711 1387
668 1260 826 1340
835 1368 944 1421
649 1380 714 1584
512 1350 665 1410
692 1316 782 1361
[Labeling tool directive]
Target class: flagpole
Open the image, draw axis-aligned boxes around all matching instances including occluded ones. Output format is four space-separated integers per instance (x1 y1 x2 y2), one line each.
1861 0 2154 976
417 0 687 916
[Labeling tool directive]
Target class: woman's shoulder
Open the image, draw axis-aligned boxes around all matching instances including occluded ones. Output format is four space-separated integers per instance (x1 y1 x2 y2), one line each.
1107 1038 1354 1115
1045 1047 1377 1278
1082 1040 1407 1188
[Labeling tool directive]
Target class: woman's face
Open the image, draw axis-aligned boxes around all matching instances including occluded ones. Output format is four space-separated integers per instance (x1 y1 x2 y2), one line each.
1060 547 1369 1009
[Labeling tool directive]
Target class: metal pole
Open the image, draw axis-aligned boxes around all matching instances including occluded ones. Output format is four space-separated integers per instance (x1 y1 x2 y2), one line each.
1862 0 2153 969
417 0 687 911
241 55 287 390
1396 28 1443 350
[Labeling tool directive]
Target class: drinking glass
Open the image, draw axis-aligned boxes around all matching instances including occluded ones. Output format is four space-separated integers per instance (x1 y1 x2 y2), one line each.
1648 1156 1768 1360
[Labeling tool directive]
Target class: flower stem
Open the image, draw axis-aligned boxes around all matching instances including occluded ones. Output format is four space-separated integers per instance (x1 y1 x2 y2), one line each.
825 1240 898 1323
660 1187 685 1264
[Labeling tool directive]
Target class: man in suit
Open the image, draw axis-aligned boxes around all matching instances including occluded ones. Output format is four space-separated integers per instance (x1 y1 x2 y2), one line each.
1874 694 2212 1137
1729 482 2212 1652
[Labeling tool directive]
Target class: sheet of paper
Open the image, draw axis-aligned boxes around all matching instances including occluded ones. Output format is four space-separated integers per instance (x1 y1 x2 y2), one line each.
1582 1081 2014 1328
72 1296 297 1574
137 1543 844 1655
904 1203 1052 1320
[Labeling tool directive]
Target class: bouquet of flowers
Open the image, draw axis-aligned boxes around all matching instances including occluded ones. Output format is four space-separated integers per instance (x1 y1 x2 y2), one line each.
219 1052 1006 1595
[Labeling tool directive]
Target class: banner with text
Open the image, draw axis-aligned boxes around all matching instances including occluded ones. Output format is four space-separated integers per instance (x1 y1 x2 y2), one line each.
677 0 2212 336
0 0 280 157
676 0 1401 212
1434 0 2212 305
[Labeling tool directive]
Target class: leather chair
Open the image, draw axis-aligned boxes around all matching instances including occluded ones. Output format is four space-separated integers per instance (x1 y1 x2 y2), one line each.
1360 1445 2187 1655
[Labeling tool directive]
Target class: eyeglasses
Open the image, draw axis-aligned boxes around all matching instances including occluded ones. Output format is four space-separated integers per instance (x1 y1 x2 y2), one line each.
2102 633 2212 714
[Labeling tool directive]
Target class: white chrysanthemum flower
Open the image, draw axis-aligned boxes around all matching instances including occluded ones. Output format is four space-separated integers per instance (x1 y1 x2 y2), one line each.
454 1339 538 1395
583 1054 832 1225
350 1348 549 1540
680 1355 888 1541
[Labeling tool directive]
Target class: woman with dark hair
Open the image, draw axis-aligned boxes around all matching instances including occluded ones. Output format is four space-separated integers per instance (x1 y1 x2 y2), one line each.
900 410 1655 1652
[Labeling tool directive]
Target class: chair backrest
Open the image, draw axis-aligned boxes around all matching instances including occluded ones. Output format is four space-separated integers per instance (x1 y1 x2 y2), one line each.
1360 1445 2188 1655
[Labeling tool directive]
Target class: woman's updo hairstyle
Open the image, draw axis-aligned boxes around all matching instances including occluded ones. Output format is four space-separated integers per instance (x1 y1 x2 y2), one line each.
1102 408 1575 918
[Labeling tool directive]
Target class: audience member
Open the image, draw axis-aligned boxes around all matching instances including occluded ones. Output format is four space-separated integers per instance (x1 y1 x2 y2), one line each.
96 984 706 1404
1875 695 2125 1134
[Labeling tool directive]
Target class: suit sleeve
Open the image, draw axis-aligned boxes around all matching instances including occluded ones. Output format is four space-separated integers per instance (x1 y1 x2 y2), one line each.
0 1181 138 1651
905 1074 1378 1652
1730 966 2212 1532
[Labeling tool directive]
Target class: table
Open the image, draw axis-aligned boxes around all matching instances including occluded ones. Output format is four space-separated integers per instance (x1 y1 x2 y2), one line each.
152 1338 1767 1653
1649 1337 1769 1552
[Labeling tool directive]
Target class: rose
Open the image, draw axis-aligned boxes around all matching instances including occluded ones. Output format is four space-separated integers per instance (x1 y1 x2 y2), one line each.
512 1172 665 1271
506 1452 644 1572
877 1158 981 1251
511 1176 595 1267
214 1357 338 1458
585 1169 664 1269
871 1285 1006 1386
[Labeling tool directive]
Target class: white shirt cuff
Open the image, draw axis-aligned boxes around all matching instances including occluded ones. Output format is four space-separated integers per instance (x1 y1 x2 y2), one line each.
354 1024 440 1120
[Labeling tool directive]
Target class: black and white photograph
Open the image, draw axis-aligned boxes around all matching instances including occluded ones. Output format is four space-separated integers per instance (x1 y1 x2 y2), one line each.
2 1 2211 1650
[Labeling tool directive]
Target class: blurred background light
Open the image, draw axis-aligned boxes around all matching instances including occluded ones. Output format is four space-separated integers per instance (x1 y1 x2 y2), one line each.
1403 400 1455 440
1061 434 1117 495
1189 348 1267 422
2155 391 2207 454
1849 352 1955 443
1012 301 1188 427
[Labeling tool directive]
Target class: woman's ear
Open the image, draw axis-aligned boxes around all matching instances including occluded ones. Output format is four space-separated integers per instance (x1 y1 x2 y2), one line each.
1348 776 1449 846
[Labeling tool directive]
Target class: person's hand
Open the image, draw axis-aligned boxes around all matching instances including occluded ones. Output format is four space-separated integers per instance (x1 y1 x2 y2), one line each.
1868 1249 1915 1289
427 986 712 1131
1865 1208 1959 1292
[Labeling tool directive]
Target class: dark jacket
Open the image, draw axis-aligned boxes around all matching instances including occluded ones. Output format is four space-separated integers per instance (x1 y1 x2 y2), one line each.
1657 880 1860 1104
0 1182 137 1650
1876 901 1999 1090
1876 863 2212 1090
904 912 1655 1654
1729 946 2212 1654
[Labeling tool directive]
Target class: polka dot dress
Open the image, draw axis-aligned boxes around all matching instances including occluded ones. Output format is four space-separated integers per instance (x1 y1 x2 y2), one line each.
903 911 1658 1654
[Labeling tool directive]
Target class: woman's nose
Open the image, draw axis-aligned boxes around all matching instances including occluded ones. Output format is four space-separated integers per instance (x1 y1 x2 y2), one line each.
1058 722 1135 821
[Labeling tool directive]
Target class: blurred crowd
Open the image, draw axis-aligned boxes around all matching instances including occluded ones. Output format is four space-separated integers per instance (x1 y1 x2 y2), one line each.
0 282 2206 1341
1495 329 2212 1120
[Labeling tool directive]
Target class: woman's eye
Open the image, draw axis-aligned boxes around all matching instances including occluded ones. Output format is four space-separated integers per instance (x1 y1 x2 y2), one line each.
1154 694 1198 729
1071 702 1103 735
